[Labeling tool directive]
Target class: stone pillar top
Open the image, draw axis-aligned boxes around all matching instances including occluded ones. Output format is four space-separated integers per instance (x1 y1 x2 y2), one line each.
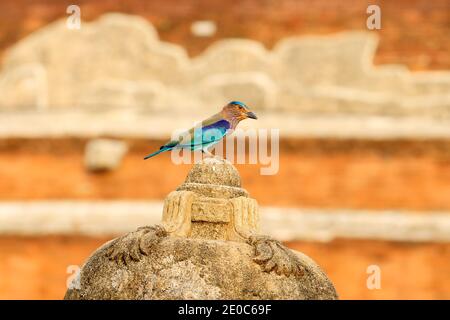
177 158 249 199
164 158 258 241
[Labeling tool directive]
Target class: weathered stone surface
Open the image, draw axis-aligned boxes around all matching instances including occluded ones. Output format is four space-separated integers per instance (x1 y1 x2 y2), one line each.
184 157 242 187
190 39 271 79
0 63 48 111
0 13 189 110
65 158 338 300
1 13 449 118
199 72 278 111
77 79 167 112
84 138 128 172
65 233 336 300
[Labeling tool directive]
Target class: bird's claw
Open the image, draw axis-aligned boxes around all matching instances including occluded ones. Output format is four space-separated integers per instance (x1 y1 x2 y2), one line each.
248 235 304 277
105 225 168 266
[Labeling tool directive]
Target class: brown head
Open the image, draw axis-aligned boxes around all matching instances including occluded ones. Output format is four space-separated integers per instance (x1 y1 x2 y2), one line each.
221 101 257 123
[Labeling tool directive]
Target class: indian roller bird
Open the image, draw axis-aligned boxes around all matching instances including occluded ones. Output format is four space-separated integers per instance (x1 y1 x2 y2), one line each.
144 101 257 159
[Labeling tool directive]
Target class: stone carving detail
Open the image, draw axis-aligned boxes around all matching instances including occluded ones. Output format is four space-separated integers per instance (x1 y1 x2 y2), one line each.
104 159 302 277
248 235 304 277
163 159 262 244
105 224 167 266
161 190 195 237
65 159 338 300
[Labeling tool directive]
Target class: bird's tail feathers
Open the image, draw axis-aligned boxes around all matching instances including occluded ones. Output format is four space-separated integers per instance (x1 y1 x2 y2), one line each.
144 146 171 160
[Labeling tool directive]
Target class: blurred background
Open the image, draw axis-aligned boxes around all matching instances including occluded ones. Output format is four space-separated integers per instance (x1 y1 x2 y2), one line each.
0 0 449 299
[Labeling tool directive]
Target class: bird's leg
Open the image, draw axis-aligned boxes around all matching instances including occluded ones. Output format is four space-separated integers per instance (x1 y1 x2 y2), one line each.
201 147 214 159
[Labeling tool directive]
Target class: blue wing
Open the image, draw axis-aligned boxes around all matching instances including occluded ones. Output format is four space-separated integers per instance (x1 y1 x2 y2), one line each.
178 119 231 150
144 118 230 159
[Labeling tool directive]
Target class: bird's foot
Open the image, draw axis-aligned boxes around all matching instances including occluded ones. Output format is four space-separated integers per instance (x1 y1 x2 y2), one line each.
105 225 168 266
248 235 304 277
201 149 214 159
201 149 228 162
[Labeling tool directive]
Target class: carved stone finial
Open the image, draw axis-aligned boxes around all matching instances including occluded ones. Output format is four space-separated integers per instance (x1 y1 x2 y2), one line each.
64 159 338 300
162 158 258 241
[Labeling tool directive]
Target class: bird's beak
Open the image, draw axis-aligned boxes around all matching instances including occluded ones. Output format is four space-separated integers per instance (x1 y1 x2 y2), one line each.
246 111 258 119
